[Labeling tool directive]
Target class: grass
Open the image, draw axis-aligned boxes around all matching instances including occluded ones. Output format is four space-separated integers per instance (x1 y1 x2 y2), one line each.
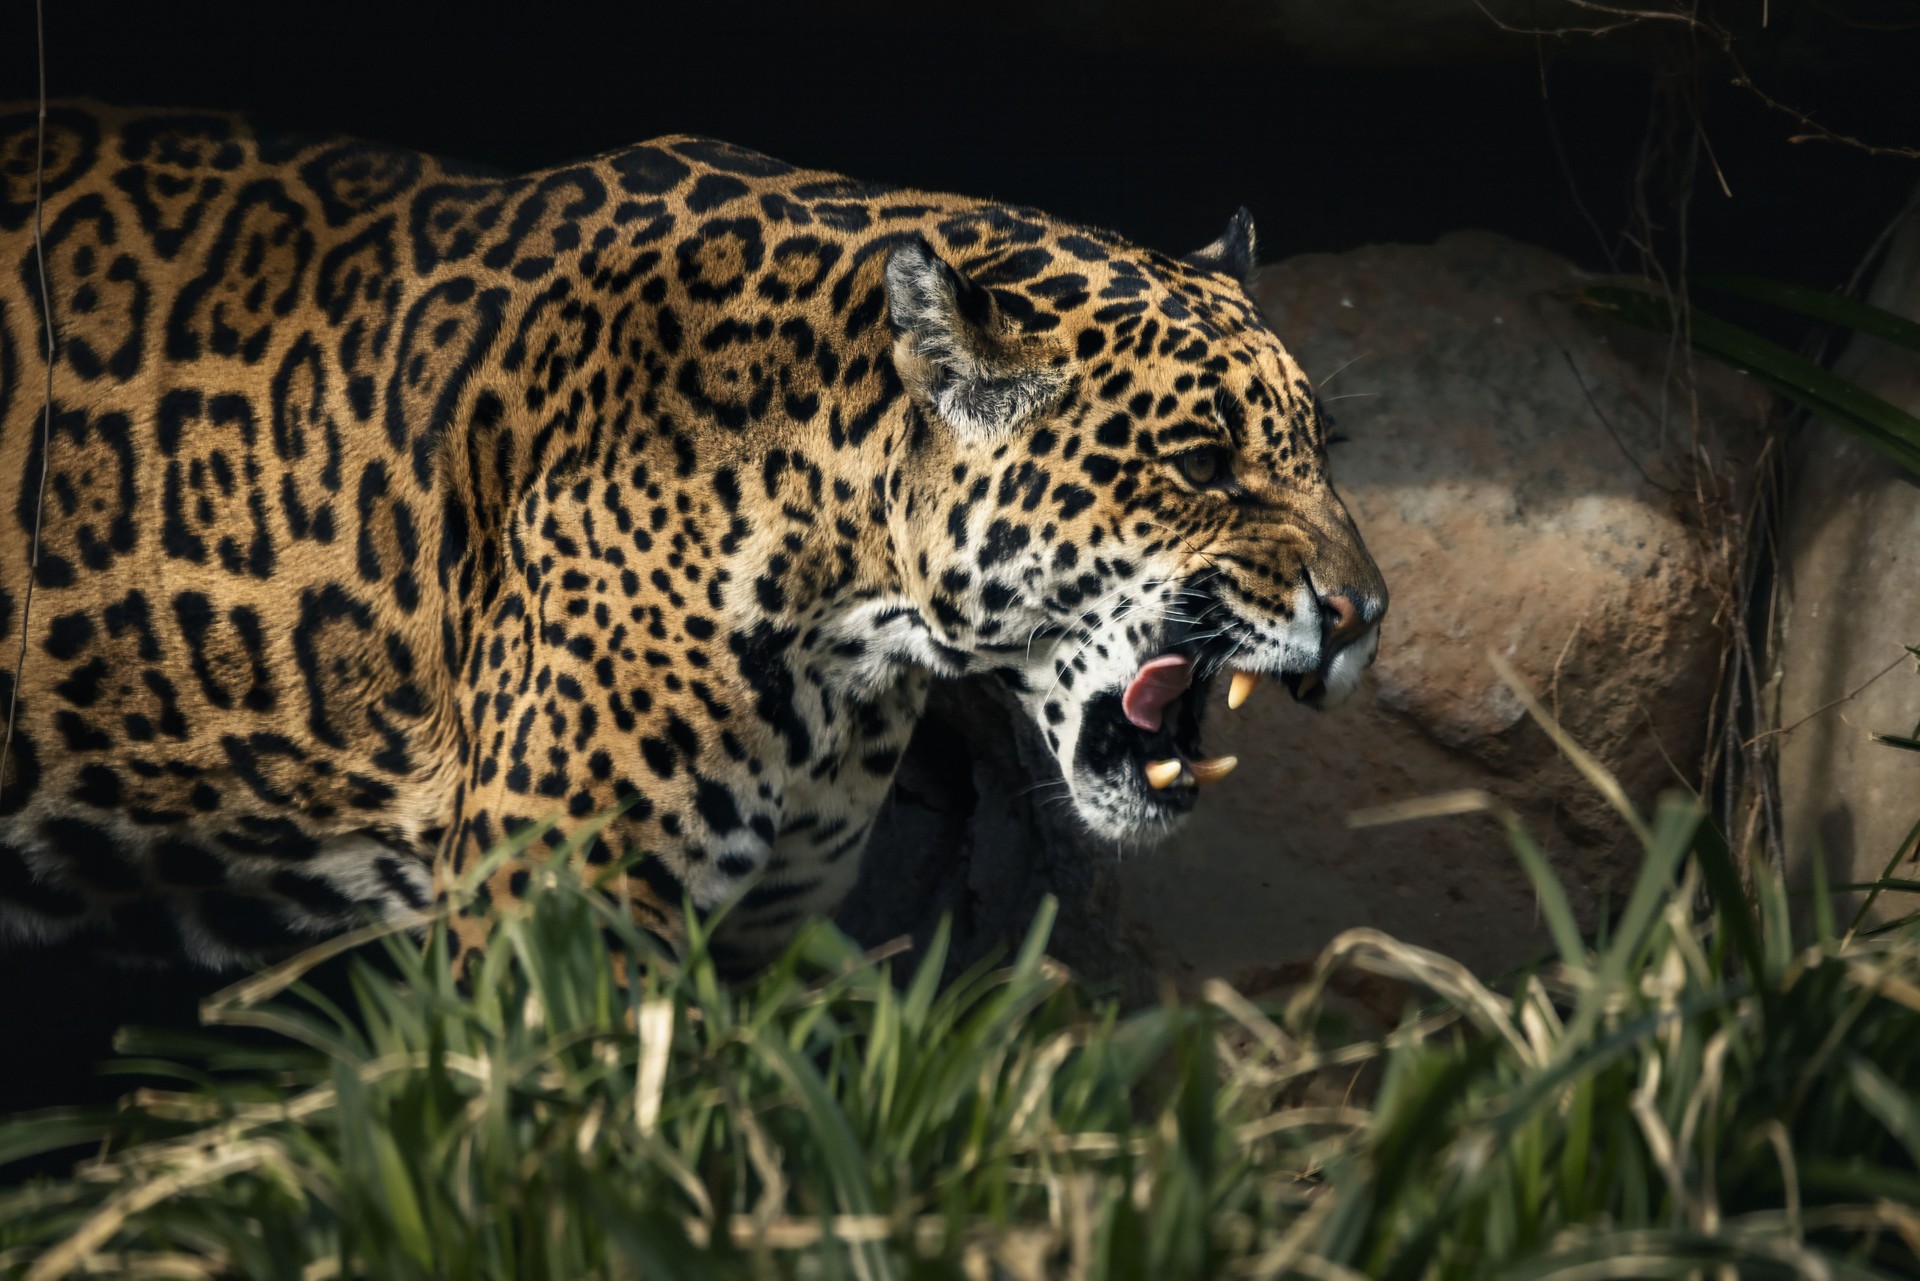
1582 274 1920 480
3 695 1920 1278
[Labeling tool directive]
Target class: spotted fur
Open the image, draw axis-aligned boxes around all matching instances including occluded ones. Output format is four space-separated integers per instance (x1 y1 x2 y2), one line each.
0 103 1385 972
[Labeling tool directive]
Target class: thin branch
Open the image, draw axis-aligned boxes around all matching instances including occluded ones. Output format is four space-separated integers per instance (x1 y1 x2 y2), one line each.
1481 0 1920 159
1742 651 1913 750
1725 46 1920 160
2 0 54 802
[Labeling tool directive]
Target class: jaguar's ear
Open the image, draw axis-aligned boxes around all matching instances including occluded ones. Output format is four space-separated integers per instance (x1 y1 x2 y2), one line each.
1183 207 1257 287
885 236 1063 435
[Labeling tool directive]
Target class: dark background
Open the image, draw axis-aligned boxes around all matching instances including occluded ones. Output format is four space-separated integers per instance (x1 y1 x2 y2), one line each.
1 0 1917 1146
4 0 1919 285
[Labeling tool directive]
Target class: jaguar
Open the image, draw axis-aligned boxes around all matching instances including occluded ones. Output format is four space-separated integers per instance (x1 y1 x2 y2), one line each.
0 102 1386 972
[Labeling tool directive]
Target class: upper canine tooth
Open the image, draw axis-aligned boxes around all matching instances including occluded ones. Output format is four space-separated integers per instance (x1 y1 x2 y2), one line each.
1144 759 1184 790
1228 670 1262 710
1189 755 1239 785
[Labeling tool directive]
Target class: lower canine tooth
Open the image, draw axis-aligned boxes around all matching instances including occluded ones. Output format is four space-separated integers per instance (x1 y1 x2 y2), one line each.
1144 759 1184 790
1188 755 1239 785
1228 670 1262 710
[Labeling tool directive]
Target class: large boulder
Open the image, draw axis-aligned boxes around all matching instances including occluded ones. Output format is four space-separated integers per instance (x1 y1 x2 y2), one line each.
1775 208 1920 924
842 231 1762 991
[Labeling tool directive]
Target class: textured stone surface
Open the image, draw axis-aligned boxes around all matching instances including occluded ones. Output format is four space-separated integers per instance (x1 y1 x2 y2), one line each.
1775 207 1920 921
843 231 1762 992
1119 232 1762 983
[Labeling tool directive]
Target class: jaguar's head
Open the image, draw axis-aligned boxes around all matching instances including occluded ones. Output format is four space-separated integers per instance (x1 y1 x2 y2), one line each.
883 210 1386 843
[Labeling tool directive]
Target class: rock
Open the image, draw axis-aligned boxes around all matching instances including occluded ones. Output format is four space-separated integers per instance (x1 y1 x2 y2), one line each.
1775 206 1920 925
1119 232 1763 982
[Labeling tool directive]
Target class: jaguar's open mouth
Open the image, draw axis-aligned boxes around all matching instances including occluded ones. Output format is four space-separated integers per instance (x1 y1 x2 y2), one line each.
1072 651 1333 816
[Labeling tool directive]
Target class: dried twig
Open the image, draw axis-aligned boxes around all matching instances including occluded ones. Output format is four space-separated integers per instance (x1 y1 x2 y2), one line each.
2 0 55 802
1741 650 1913 750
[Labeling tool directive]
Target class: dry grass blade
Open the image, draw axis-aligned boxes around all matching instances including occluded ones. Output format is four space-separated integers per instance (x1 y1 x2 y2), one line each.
1234 1106 1369 1145
1350 785 1589 971
1007 1030 1077 1136
1347 789 1500 828
200 910 433 1020
632 998 673 1137
1290 927 1535 1065
1233 1192 1343 1279
26 1142 280 1281
1488 649 1652 845
1203 978 1303 1062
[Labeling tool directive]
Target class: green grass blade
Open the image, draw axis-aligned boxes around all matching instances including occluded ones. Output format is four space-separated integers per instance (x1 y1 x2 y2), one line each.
1844 813 1920 943
1812 842 1838 946
0 1108 113 1170
1688 814 1769 989
1831 878 1920 894
1584 285 1920 478
1498 805 1590 973
1694 273 1920 353
1564 793 1700 1048
1847 1056 1920 1168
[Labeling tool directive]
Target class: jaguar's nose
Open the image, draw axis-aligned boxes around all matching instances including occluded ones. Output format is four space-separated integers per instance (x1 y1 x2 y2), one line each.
1321 593 1366 647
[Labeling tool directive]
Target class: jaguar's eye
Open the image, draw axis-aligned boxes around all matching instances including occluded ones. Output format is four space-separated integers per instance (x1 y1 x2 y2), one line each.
1175 447 1229 488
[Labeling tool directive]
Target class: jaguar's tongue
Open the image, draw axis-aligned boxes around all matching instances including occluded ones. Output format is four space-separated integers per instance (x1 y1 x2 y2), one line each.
1122 654 1193 732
